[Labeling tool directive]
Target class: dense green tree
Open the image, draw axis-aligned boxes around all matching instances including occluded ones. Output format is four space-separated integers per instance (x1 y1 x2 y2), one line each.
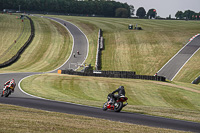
166 14 171 19
0 0 130 17
175 11 183 19
175 10 200 20
147 9 157 19
129 5 134 16
183 10 195 20
197 12 200 20
115 8 129 18
136 7 146 18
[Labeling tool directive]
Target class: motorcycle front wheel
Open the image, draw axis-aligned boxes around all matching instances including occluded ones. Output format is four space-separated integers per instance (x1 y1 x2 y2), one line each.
102 102 108 111
114 102 123 112
4 89 11 97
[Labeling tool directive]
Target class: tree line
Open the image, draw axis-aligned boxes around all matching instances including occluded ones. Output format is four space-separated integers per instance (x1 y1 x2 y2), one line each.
0 0 133 17
136 7 157 19
175 10 200 20
136 6 200 20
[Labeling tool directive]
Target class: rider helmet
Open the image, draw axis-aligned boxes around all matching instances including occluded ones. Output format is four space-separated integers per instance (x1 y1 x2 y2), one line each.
120 86 124 89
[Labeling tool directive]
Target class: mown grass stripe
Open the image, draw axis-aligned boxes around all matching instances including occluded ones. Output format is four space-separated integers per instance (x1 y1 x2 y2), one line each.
0 16 31 64
21 73 200 122
0 16 72 73
54 16 200 83
0 103 183 133
0 14 24 56
0 17 25 59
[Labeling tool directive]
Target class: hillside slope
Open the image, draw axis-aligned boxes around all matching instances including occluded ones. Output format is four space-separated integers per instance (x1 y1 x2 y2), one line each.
56 16 200 83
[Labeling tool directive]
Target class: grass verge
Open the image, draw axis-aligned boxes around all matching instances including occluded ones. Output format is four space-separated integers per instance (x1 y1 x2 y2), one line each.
0 14 30 64
21 73 200 123
51 15 200 83
0 103 187 133
0 14 22 53
0 16 72 73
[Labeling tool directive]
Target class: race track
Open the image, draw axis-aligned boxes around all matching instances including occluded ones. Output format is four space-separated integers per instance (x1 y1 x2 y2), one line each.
0 16 200 132
157 35 200 80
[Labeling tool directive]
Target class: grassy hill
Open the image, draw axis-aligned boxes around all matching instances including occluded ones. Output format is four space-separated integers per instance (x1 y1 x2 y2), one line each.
1 15 199 82
55 16 200 83
0 14 31 64
18 15 200 122
21 73 200 123
0 15 72 73
0 15 199 132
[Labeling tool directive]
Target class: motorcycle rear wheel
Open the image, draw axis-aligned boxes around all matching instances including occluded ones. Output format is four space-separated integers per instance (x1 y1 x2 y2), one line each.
102 102 108 111
114 102 123 112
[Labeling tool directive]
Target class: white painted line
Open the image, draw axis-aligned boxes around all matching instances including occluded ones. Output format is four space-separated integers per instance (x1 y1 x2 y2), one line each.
18 74 42 98
47 17 89 72
0 72 40 75
45 18 75 73
16 16 92 108
18 74 100 109
157 34 200 81
171 46 200 81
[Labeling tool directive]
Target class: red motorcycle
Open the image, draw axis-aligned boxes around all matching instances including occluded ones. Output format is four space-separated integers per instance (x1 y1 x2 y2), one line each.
103 94 128 112
1 86 14 97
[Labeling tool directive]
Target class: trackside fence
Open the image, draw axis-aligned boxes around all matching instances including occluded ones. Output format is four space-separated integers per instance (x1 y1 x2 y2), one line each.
0 16 35 68
60 69 166 81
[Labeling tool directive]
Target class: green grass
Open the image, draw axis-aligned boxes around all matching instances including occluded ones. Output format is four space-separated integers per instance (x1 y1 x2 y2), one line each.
0 16 72 73
0 104 186 133
21 73 200 123
0 14 22 52
0 14 31 64
1 15 199 82
174 49 200 82
1 14 200 131
51 16 200 83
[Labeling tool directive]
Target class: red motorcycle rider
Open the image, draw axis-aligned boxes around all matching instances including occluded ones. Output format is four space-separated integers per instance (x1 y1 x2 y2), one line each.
1 79 16 97
103 86 128 112
109 86 126 104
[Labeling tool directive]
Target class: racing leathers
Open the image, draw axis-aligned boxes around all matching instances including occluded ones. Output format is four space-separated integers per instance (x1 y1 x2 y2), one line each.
109 86 125 104
1 79 16 97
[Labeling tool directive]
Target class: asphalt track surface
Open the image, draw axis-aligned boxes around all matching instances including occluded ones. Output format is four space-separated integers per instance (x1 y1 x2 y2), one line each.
157 35 200 81
0 16 200 132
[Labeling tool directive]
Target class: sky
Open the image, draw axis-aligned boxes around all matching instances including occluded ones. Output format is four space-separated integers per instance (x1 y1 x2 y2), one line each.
116 0 200 18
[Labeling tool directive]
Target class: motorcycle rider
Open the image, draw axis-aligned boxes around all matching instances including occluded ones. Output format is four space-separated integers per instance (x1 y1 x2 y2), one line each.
108 86 125 104
1 79 16 97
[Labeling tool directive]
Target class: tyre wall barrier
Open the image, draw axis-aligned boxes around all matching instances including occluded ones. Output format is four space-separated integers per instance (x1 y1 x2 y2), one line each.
0 16 34 68
60 69 166 81
192 76 200 84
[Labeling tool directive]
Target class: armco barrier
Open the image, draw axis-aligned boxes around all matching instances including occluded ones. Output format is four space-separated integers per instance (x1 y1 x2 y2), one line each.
60 69 166 81
95 29 104 70
100 36 104 50
0 16 34 68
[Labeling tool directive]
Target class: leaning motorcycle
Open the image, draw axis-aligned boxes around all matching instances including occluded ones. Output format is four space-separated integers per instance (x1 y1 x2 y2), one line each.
103 94 128 112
